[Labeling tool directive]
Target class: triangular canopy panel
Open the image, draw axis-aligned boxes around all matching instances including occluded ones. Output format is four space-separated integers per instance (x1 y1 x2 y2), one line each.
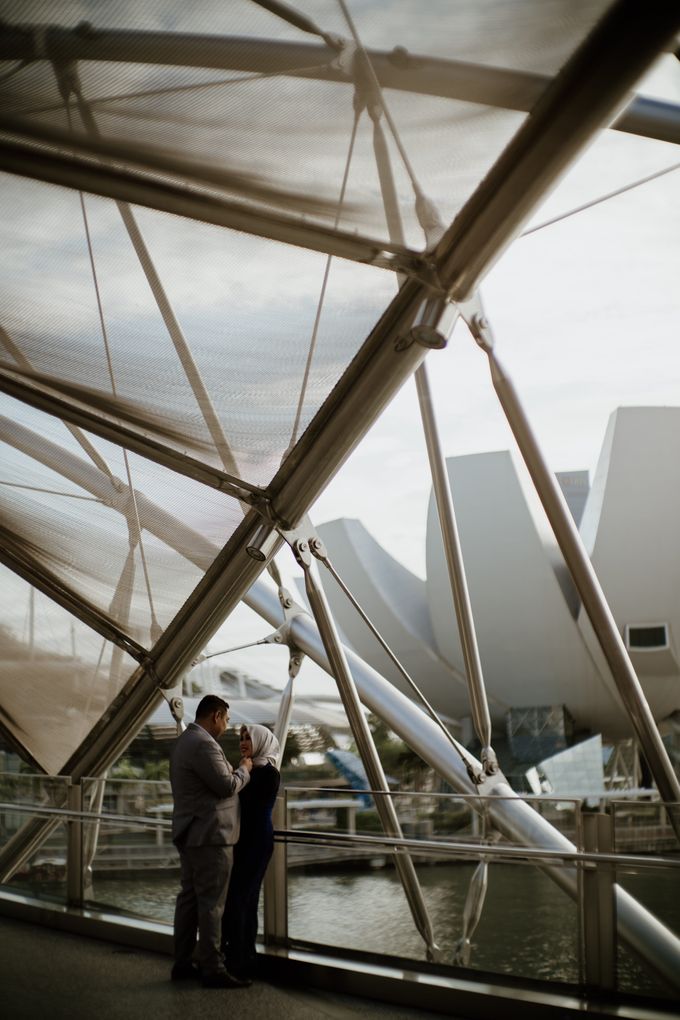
0 0 677 774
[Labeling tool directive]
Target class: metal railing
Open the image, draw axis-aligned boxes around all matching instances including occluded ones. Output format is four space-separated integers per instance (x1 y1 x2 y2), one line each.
0 776 678 1000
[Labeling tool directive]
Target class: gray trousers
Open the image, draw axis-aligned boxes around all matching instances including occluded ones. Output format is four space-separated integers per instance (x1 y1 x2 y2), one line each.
174 844 233 976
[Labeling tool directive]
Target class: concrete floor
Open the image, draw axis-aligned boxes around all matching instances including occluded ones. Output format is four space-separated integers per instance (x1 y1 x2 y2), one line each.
0 916 453 1020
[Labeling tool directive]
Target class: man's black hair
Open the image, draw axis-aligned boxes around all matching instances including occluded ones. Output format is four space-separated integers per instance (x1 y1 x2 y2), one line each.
195 694 229 719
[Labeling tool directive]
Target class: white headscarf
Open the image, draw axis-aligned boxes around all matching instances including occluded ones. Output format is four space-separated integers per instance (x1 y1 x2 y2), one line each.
244 724 280 768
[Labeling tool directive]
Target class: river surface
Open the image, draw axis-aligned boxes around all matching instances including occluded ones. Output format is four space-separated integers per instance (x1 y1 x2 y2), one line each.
83 860 678 997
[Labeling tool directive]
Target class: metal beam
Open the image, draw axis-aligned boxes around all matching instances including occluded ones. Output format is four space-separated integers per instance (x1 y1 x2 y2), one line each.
0 369 259 502
267 276 443 527
62 510 281 780
0 528 146 662
434 0 680 300
1 25 677 144
469 327 680 815
291 530 439 960
415 356 496 775
0 118 419 276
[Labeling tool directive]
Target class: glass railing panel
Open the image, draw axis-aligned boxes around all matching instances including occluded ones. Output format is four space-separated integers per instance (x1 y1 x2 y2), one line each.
610 798 679 855
1 824 69 905
81 777 177 924
84 816 178 923
283 788 581 985
616 860 680 1000
0 771 71 847
0 772 71 905
610 800 680 1001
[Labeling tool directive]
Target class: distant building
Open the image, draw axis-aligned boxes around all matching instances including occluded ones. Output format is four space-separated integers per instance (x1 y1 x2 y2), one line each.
556 469 590 526
317 408 680 743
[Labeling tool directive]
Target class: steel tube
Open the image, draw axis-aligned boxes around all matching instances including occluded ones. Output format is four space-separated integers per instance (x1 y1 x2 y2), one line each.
415 356 494 763
263 794 288 945
299 549 439 959
0 536 146 662
66 783 84 908
0 373 257 502
269 276 435 527
0 121 414 274
482 345 680 817
1 26 676 144
434 0 680 300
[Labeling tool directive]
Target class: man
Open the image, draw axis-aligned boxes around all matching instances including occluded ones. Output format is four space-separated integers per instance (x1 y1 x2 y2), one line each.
170 694 252 988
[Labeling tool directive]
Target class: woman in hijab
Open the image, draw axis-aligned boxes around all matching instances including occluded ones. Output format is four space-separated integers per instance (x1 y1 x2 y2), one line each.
222 723 280 982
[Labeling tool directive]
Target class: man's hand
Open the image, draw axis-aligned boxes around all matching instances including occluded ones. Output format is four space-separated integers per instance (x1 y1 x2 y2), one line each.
240 756 253 773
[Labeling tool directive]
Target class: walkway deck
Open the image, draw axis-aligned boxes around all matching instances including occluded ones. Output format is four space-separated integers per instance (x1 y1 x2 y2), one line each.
0 915 453 1020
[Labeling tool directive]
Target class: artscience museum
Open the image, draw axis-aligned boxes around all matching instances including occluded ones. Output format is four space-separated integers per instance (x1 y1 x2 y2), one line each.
316 405 680 774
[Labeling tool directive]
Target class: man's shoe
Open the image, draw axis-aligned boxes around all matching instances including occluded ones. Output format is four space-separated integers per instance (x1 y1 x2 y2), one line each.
171 962 201 981
202 970 251 989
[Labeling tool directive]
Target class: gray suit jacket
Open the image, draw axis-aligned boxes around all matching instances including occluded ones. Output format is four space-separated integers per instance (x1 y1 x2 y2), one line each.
170 722 250 847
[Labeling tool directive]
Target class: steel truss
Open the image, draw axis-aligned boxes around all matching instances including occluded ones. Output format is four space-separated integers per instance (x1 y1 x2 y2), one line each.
1 0 679 990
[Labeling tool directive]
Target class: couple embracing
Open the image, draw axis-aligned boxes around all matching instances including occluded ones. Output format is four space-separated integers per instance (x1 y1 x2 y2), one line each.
169 694 280 988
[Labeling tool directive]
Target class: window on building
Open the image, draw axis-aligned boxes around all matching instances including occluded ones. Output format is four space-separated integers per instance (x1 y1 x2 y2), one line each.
625 624 669 650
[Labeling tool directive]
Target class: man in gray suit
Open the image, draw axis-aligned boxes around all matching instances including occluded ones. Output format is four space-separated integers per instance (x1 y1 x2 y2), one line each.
170 694 252 987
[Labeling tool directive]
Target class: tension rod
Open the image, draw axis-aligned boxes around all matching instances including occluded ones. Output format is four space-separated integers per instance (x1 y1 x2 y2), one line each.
284 523 441 961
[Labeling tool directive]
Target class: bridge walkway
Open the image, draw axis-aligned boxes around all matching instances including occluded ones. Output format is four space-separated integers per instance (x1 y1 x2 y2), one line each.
0 915 455 1020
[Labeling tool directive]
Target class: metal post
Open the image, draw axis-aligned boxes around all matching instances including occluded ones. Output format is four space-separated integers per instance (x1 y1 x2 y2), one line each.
581 811 617 991
468 314 680 823
272 650 303 769
288 529 440 960
263 791 288 946
66 782 84 908
415 353 497 776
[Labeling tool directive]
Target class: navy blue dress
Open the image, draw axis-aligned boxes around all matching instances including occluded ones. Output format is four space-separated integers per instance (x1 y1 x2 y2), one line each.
222 762 280 977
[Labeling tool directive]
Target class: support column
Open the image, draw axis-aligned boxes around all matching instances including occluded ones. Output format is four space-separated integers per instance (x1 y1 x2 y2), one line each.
581 811 616 991
263 792 288 946
288 528 440 960
66 782 84 909
415 350 497 777
467 307 680 830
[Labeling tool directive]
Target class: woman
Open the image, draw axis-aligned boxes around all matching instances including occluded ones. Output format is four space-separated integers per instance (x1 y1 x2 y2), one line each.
222 723 281 981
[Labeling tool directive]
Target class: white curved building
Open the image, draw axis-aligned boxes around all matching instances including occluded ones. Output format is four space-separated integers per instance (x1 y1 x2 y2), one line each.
318 406 680 740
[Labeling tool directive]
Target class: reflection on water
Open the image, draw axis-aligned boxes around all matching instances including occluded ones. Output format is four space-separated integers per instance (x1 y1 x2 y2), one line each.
91 861 579 982
287 861 579 983
87 859 680 996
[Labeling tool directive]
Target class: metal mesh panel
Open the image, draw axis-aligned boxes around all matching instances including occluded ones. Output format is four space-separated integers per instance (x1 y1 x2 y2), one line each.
0 173 395 487
1 397 240 644
0 0 611 252
0 568 139 773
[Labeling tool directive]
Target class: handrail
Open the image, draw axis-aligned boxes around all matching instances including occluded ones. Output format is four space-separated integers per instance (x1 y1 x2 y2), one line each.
275 826 680 871
0 802 171 829
2 799 678 871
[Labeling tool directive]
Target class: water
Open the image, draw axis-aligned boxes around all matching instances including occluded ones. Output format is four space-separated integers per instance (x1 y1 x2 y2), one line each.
83 859 677 996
